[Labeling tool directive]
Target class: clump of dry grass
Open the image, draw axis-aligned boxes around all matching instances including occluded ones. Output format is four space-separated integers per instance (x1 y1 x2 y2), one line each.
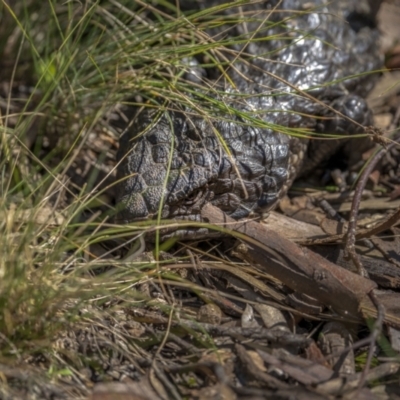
0 0 268 394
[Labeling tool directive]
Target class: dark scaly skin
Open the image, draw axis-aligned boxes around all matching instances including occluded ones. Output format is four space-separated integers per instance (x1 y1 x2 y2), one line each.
116 0 382 224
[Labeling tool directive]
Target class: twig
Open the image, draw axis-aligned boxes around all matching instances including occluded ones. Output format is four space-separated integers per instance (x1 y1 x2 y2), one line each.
345 142 396 275
318 198 346 222
370 236 400 268
360 207 400 239
356 291 385 392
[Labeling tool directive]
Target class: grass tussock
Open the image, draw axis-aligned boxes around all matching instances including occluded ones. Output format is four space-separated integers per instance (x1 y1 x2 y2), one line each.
0 0 206 390
1 0 286 392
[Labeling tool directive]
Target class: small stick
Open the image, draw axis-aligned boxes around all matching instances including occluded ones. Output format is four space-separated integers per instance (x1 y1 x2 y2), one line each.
318 198 346 222
356 291 385 392
345 142 395 275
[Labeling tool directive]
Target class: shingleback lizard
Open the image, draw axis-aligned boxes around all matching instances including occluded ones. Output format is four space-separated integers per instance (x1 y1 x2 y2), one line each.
115 0 382 227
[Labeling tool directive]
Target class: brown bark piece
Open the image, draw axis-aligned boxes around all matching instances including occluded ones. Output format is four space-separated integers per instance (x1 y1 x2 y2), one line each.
256 349 334 386
313 245 400 289
201 204 377 321
261 210 325 240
